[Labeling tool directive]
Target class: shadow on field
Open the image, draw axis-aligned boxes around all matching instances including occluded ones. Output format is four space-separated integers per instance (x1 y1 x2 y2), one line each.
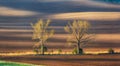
1 54 120 61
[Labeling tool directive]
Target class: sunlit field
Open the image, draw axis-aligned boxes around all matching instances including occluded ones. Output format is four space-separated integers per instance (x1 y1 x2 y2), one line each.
0 48 120 56
0 0 120 66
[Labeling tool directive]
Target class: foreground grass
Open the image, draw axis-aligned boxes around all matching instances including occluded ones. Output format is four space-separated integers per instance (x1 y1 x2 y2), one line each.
0 61 42 66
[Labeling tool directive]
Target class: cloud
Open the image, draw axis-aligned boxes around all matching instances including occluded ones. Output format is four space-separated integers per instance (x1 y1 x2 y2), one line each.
35 0 66 2
72 0 120 8
36 0 120 8
0 0 71 3
48 12 120 21
0 7 41 17
4 0 120 8
0 0 120 14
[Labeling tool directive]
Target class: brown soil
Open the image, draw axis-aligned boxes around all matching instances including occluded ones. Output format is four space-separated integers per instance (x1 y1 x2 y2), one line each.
0 54 120 66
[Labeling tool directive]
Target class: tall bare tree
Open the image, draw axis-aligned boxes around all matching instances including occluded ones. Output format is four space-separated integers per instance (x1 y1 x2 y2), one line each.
31 19 54 55
64 20 93 54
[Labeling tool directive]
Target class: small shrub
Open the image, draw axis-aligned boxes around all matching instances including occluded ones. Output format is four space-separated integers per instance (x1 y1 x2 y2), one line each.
33 48 39 55
51 49 53 54
58 49 62 54
72 48 77 54
72 48 83 55
34 46 48 55
40 46 48 52
43 46 48 52
108 48 114 54
79 48 83 55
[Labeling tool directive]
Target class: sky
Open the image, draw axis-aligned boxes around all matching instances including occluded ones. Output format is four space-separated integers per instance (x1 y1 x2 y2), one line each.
0 0 120 52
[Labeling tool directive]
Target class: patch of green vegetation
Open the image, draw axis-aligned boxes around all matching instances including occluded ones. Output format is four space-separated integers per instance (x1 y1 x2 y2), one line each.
0 61 42 66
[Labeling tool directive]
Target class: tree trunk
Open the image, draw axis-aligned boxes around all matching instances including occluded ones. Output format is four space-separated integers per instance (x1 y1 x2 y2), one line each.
77 42 80 54
77 42 83 55
41 45 44 55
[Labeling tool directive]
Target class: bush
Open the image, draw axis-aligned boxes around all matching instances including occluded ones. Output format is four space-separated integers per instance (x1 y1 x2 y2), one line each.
51 49 54 54
58 49 62 54
108 48 114 54
72 48 77 54
43 46 47 52
33 48 39 55
40 46 48 53
33 46 48 55
79 48 83 54
72 48 83 54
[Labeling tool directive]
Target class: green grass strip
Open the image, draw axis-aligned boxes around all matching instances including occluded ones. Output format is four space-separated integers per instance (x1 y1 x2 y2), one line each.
0 61 43 66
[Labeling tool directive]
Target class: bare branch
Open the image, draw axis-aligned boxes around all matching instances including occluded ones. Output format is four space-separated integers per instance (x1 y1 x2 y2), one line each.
64 20 94 49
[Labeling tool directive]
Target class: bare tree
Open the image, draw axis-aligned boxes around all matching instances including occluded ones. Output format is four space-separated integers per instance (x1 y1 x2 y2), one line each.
31 19 54 55
64 20 94 54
